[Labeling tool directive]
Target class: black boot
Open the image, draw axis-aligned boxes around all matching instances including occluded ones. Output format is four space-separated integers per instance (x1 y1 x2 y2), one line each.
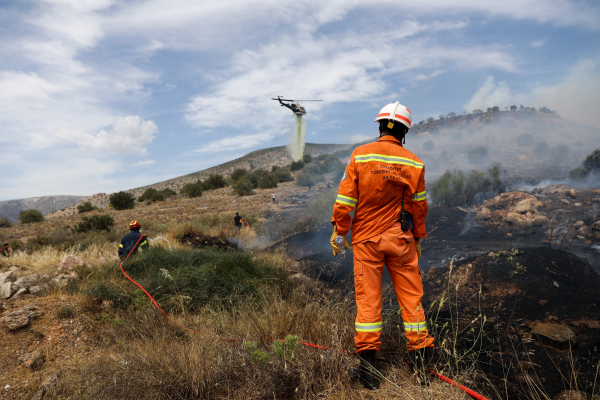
350 350 380 389
408 347 434 386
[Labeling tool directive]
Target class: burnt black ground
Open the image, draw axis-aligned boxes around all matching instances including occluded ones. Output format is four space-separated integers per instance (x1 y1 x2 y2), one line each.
275 206 600 280
422 247 600 399
274 207 600 398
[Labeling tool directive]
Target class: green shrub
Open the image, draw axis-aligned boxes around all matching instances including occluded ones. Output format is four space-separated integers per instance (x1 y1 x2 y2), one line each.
302 154 313 164
290 160 305 171
230 168 248 181
295 171 315 187
257 173 278 189
583 148 600 171
138 188 177 203
0 217 11 227
202 174 227 190
88 284 128 308
57 306 74 319
29 235 52 250
467 146 489 165
245 170 268 188
181 182 203 198
138 188 160 202
233 178 254 196
569 167 588 181
91 247 289 311
431 166 504 207
74 214 115 233
8 239 22 251
77 201 98 213
19 209 44 223
569 148 600 180
109 192 135 210
273 167 293 183
303 163 324 176
244 341 270 366
422 140 434 151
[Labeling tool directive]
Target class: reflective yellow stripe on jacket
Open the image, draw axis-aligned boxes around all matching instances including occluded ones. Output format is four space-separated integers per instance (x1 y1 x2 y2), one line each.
410 190 427 201
354 153 424 169
336 194 357 208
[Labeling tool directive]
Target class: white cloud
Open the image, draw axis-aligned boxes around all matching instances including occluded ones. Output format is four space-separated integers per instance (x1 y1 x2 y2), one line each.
193 133 275 154
530 38 548 48
185 21 517 143
463 59 600 128
55 116 158 155
133 159 156 166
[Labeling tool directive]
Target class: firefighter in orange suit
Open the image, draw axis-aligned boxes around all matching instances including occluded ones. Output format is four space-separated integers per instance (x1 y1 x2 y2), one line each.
331 102 434 389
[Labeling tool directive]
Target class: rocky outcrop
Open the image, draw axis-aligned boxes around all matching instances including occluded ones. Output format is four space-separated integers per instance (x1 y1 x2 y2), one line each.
531 322 577 350
0 271 18 299
13 273 40 289
58 255 85 271
475 192 547 228
1 306 38 331
1 272 50 299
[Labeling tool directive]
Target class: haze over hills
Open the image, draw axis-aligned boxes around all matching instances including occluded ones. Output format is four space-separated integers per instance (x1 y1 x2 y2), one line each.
9 108 600 222
0 195 85 223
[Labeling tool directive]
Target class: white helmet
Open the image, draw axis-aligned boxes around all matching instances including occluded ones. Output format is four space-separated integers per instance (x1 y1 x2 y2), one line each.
374 101 412 130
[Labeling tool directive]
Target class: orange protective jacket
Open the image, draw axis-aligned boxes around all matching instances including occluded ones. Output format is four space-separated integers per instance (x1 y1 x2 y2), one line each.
331 135 428 244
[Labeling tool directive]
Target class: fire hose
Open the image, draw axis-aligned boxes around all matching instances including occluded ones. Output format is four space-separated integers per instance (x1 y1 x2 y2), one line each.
119 236 489 399
0 245 8 254
218 218 250 235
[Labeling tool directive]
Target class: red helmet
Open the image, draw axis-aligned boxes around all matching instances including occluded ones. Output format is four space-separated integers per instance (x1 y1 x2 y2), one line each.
129 220 141 230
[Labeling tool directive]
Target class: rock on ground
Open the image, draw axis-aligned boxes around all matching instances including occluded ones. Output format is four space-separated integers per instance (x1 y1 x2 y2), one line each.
19 349 45 370
13 273 40 289
58 255 85 271
31 372 60 400
0 270 17 285
11 287 28 299
1 306 38 331
531 322 577 350
0 281 16 299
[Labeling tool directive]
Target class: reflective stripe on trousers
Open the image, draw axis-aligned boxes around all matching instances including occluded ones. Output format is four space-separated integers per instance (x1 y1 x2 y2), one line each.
353 222 434 352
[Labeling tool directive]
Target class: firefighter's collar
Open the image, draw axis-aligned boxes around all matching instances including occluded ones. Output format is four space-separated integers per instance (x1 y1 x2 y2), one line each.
377 135 403 147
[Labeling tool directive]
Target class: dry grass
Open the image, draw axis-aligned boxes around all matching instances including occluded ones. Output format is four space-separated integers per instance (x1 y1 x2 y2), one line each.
55 286 473 400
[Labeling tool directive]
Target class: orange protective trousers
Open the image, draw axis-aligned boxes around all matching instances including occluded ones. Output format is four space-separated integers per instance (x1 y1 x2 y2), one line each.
353 222 434 353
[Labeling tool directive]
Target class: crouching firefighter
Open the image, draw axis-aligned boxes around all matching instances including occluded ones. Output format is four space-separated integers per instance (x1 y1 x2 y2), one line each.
330 102 434 389
118 221 149 260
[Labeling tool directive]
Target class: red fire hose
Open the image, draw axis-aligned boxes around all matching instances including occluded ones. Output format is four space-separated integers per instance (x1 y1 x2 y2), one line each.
430 370 489 400
0 246 8 253
218 218 251 235
119 237 489 399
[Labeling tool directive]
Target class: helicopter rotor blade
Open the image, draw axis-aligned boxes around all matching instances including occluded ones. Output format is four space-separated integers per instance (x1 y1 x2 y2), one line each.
271 98 295 102
293 100 323 102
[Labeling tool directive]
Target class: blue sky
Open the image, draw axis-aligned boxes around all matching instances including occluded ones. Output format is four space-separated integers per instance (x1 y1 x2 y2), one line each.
1 0 599 200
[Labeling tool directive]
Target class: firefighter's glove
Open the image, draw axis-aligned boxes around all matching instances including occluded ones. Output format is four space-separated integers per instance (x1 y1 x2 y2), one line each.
415 239 422 258
330 228 350 257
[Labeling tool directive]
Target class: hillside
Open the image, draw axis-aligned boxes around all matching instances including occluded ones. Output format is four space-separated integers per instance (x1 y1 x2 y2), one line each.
48 108 599 219
50 143 349 217
0 196 85 223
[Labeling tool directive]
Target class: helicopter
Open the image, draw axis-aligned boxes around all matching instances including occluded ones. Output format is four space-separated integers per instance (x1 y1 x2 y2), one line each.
272 96 322 116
